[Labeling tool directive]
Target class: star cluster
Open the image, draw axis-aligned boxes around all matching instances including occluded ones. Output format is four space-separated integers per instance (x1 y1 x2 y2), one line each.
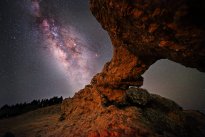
32 0 97 86
0 0 112 105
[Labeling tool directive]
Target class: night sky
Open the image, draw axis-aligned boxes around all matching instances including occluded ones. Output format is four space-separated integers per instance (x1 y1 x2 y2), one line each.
0 0 205 113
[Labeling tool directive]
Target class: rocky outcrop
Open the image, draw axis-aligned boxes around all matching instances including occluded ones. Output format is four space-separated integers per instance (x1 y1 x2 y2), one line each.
90 0 205 71
89 0 205 95
61 0 205 136
61 87 205 137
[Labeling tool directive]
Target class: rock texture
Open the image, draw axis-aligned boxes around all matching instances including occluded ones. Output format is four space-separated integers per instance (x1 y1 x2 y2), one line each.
89 0 205 93
61 87 205 137
61 0 205 136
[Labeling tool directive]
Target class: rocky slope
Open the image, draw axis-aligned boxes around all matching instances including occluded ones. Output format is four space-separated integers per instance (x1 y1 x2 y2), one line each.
1 91 205 137
60 0 205 136
0 105 63 137
61 88 205 137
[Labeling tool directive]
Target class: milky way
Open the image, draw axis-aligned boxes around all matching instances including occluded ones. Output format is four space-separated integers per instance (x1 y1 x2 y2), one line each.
31 0 98 87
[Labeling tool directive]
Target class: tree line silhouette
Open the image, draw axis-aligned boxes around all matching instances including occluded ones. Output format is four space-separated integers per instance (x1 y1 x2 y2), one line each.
0 96 63 119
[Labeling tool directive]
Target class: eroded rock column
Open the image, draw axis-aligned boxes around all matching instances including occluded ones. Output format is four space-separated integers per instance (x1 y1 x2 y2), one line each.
91 39 156 105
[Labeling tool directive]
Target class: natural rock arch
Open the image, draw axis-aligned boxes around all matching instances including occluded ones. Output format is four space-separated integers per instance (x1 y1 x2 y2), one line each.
88 0 205 103
61 0 205 136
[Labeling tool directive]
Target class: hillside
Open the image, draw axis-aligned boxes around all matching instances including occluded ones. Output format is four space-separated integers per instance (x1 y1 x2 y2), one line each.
0 105 65 137
0 90 205 137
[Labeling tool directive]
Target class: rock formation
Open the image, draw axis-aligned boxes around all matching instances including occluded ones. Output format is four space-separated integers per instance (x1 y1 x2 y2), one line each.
61 0 205 136
89 0 205 99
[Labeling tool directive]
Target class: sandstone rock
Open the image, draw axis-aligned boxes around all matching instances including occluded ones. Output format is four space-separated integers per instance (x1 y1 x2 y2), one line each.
88 0 205 103
126 88 151 106
59 0 205 136
60 85 205 137
90 0 205 72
